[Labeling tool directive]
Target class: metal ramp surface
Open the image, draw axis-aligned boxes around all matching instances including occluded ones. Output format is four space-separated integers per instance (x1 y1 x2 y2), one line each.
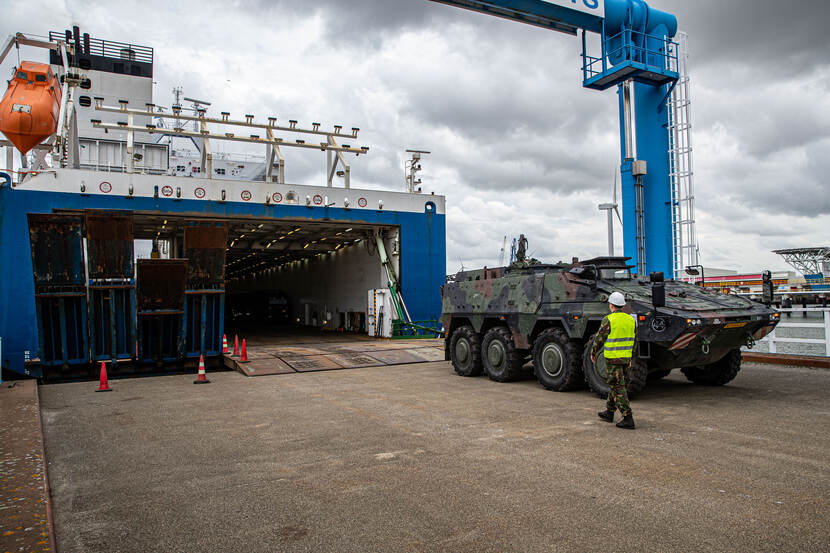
225 338 444 377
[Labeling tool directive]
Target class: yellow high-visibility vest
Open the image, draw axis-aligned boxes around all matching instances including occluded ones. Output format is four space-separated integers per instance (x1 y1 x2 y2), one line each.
603 312 636 359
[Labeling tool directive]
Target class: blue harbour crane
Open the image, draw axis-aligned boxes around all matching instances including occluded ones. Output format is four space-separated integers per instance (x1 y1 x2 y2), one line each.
428 0 683 278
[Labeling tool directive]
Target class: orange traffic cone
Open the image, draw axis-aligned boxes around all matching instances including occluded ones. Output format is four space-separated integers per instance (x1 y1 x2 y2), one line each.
233 335 240 357
222 334 229 354
194 354 210 384
240 339 248 363
95 361 112 392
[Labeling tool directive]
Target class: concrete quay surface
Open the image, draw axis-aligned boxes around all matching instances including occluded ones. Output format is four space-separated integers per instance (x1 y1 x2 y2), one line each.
39 362 830 553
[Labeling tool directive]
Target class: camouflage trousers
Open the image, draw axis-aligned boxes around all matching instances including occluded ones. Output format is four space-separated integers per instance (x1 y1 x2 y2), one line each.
605 363 632 417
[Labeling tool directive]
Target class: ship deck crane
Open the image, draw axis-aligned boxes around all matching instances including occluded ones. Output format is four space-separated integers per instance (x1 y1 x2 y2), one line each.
427 0 683 278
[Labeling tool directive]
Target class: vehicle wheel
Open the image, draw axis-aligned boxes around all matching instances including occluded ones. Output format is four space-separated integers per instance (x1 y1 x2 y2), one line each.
450 325 482 377
582 333 648 398
681 349 742 386
647 368 673 381
481 327 524 382
532 328 584 391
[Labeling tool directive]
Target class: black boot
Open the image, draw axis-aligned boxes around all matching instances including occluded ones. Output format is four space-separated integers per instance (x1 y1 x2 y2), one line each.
597 410 614 423
616 413 635 429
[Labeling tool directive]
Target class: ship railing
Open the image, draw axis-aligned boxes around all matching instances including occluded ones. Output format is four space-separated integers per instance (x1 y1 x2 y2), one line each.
171 148 267 164
80 162 168 176
749 307 830 357
48 31 153 64
0 168 59 185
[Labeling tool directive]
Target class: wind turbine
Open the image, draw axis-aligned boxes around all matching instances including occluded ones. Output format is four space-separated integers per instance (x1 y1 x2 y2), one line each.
598 169 623 256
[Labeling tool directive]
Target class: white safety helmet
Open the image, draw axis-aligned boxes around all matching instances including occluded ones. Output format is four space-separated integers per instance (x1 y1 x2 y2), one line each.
608 291 626 307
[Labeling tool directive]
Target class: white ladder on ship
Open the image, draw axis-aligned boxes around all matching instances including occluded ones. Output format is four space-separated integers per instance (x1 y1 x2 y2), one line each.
667 31 700 282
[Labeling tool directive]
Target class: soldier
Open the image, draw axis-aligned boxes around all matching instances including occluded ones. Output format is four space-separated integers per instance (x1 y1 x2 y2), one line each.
591 291 636 429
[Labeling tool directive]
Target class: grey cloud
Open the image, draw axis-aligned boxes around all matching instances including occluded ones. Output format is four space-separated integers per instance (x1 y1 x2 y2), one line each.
696 135 830 218
666 0 830 75
261 0 455 48
693 68 830 159
805 140 830 194
262 0 830 74
702 208 819 240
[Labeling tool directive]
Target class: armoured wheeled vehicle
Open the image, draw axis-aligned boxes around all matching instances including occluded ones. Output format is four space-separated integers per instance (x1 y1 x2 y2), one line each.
441 252 780 396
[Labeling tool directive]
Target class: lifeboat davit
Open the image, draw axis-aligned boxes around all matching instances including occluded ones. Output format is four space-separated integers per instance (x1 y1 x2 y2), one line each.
0 61 62 154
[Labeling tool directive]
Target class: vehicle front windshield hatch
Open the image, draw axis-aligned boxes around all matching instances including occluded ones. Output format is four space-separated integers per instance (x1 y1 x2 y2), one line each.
599 268 631 280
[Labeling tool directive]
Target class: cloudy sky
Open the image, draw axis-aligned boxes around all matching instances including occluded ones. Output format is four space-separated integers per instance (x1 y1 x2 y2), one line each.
3 0 829 274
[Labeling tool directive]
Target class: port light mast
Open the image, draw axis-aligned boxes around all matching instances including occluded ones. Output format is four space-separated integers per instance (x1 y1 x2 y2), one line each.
427 0 685 278
405 149 430 193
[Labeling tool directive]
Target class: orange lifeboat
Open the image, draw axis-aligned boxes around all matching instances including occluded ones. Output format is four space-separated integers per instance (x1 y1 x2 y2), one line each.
0 61 62 154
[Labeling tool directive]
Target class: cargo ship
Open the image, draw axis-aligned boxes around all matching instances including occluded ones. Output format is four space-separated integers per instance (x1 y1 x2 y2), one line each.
0 27 446 379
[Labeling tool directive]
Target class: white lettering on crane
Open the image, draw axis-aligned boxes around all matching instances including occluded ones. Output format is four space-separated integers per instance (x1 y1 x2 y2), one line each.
540 0 605 18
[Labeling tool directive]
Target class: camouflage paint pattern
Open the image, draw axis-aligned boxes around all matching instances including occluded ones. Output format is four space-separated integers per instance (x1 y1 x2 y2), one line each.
605 364 632 416
442 256 780 372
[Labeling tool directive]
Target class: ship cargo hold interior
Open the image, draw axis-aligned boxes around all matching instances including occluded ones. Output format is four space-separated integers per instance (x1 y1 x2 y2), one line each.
141 215 401 334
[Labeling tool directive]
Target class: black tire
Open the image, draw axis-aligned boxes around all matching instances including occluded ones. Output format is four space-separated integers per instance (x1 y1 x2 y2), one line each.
681 349 742 386
481 327 524 382
531 328 584 391
450 325 482 377
647 369 673 381
582 333 648 398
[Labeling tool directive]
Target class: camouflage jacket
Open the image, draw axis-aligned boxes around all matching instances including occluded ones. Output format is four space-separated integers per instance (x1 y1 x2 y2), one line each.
591 314 638 366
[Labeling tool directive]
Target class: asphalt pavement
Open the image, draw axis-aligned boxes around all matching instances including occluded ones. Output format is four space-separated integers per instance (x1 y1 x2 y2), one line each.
39 362 830 552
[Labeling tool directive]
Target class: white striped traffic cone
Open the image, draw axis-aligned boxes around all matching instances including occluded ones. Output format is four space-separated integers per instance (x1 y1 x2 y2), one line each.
222 334 229 354
193 354 210 384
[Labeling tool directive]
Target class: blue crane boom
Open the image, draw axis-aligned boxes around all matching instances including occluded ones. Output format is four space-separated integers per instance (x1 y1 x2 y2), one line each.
428 0 682 278
429 0 605 35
